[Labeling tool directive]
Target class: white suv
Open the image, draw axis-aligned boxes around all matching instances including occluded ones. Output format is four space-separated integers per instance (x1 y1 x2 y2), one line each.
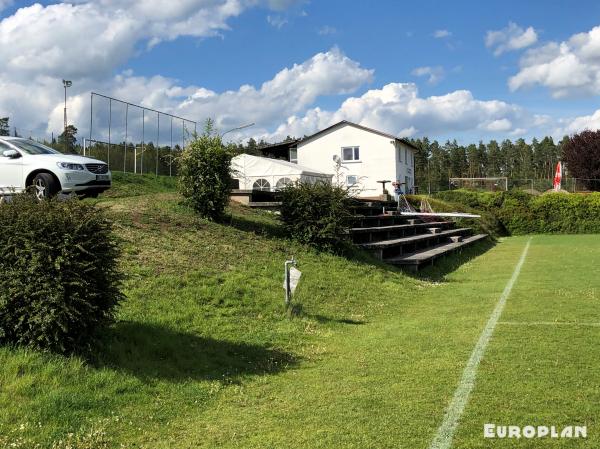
0 137 111 199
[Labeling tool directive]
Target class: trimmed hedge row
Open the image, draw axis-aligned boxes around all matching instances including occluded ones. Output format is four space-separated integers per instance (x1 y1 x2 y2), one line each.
433 189 600 235
0 195 123 353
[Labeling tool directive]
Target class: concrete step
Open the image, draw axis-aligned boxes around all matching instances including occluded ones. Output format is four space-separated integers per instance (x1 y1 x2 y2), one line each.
353 215 421 228
385 234 489 269
358 228 471 250
350 221 451 234
358 228 473 260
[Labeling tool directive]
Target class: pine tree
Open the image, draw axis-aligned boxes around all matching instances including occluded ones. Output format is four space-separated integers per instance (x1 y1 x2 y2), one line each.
58 125 78 154
487 140 501 176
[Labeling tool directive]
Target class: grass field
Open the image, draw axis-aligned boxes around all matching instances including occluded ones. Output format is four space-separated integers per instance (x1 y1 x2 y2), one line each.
0 174 599 448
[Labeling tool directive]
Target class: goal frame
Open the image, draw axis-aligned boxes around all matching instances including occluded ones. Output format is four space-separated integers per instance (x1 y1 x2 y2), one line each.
449 177 508 191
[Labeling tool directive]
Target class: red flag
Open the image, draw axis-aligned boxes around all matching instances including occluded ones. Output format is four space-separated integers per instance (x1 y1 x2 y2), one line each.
553 161 562 191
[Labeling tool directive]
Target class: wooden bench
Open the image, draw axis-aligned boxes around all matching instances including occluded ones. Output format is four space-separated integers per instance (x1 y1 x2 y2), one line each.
385 234 489 270
349 221 452 244
358 228 472 260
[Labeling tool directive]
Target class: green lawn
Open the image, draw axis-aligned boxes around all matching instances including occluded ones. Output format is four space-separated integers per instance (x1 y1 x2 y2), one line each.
0 179 598 448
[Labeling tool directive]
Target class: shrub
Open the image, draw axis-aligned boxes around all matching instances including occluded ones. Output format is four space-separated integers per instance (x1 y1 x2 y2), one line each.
178 120 234 221
0 195 123 353
432 189 600 235
279 182 354 250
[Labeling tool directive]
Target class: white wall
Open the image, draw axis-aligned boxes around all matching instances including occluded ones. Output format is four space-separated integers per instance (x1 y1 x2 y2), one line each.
297 123 414 197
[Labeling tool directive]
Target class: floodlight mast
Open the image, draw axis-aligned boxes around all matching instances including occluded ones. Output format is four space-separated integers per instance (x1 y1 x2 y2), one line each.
62 79 72 135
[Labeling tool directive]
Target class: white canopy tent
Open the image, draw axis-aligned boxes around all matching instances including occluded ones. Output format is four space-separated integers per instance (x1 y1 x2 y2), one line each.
231 154 332 191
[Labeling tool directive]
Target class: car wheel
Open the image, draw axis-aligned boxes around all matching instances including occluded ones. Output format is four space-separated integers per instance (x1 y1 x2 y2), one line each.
31 173 59 200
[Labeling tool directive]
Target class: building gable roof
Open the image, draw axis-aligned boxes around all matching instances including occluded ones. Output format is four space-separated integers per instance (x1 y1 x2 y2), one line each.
298 120 419 150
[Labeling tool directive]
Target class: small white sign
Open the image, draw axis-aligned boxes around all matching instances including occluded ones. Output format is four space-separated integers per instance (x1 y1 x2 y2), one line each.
283 266 302 295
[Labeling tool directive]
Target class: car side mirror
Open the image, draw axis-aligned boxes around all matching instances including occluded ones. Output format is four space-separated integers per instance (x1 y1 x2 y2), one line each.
2 149 20 159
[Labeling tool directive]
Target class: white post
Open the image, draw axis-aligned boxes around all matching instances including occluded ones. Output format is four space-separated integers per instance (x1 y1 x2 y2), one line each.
134 145 137 174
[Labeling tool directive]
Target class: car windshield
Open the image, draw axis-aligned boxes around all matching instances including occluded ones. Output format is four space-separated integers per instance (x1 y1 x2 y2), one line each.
10 139 61 155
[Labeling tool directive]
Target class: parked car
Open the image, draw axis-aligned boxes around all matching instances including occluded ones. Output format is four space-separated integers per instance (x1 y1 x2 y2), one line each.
0 137 111 199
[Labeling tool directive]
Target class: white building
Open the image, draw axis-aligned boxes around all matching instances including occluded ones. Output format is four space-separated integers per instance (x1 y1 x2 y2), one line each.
292 121 417 198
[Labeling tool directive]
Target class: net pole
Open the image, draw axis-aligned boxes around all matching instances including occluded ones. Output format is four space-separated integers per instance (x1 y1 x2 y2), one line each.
124 104 128 173
170 116 173 177
141 109 145 175
89 93 93 156
156 112 160 177
108 98 111 167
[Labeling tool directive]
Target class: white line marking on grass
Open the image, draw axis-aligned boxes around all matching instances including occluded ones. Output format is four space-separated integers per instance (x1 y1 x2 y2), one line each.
428 238 532 449
499 321 600 327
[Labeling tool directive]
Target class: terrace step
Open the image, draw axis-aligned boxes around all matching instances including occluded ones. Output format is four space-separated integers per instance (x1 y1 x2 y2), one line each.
358 228 471 250
385 234 489 269
350 221 451 234
353 215 422 228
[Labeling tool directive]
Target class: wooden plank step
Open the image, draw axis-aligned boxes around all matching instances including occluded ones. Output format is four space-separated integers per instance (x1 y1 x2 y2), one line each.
358 228 471 250
350 221 451 234
385 234 489 266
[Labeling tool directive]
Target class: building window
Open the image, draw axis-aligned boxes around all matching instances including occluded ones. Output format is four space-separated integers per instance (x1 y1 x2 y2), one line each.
252 178 271 191
275 177 293 190
346 175 358 186
289 147 297 163
342 146 360 162
405 147 408 165
398 146 402 163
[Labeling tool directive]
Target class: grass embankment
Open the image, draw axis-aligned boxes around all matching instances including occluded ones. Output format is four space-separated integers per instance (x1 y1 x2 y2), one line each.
0 175 599 448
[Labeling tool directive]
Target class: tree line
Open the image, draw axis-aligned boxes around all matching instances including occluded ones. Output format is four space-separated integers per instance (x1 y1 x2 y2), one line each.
407 136 568 193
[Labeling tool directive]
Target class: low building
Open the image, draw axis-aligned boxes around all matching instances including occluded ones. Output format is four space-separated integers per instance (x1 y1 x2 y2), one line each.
258 120 417 198
295 121 417 198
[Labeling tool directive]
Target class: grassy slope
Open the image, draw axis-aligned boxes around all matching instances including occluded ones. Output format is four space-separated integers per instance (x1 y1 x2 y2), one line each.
0 176 598 448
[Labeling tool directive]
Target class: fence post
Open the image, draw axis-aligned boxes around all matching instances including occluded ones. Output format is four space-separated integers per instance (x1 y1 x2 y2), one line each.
108 98 111 168
124 103 128 173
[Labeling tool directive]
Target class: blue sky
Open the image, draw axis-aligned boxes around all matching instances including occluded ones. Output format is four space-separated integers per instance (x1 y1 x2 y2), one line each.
2 0 600 143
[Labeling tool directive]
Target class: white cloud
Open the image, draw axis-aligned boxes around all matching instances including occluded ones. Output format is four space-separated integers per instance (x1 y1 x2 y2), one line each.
265 83 537 141
485 118 512 132
485 22 537 56
509 25 600 97
411 66 445 85
267 14 288 28
433 29 451 38
0 1 247 80
553 109 600 136
3 2 600 145
0 0 307 138
39 48 373 142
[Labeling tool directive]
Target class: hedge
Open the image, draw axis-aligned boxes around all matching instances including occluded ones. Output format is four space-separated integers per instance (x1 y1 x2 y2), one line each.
432 189 600 235
0 195 123 353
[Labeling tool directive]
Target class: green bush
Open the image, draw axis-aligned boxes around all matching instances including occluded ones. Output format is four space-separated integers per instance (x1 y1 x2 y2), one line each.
279 182 354 250
432 189 600 235
0 195 123 353
178 120 234 221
